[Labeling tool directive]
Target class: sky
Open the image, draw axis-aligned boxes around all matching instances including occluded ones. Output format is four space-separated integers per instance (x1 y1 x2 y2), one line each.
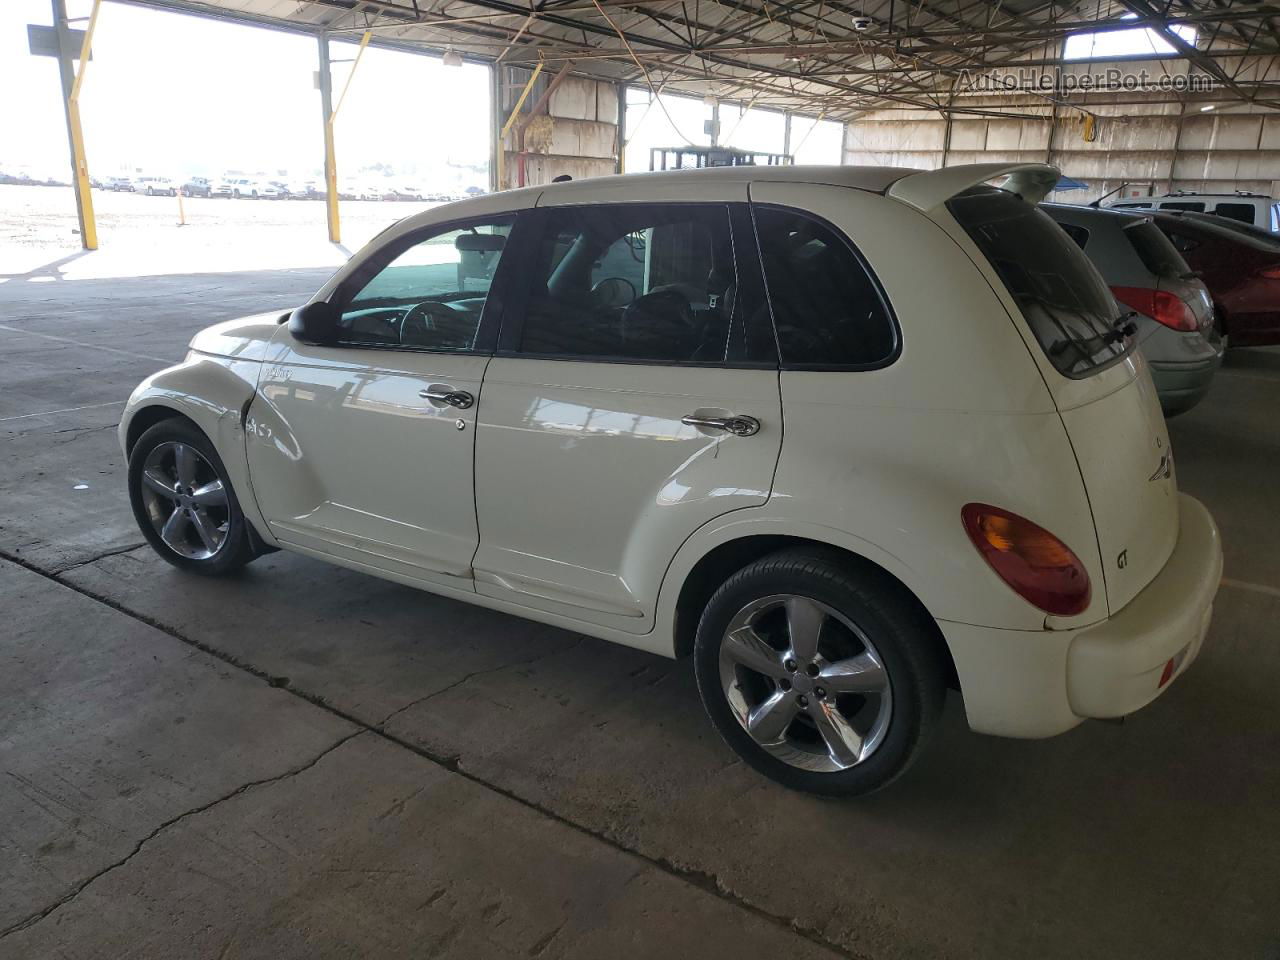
1064 15 1197 60
0 0 492 187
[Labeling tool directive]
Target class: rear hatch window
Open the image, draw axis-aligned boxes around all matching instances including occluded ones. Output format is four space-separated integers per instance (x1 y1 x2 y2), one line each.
947 187 1131 378
1124 220 1211 329
1124 220 1189 279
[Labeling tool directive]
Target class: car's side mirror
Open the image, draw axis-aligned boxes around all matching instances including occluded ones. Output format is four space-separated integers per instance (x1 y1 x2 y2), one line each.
288 301 341 346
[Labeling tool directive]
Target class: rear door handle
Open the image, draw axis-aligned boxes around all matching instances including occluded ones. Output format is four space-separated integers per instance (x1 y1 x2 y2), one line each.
681 414 760 437
419 387 474 409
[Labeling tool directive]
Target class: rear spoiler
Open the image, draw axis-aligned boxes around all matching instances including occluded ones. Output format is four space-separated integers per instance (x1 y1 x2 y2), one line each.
887 162 1061 213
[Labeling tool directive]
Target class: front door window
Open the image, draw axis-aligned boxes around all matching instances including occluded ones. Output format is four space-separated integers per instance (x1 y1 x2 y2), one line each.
337 220 512 351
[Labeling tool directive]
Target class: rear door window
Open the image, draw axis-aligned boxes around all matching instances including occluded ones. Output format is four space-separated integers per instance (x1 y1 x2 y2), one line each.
947 186 1131 378
1160 201 1206 212
1212 202 1256 224
511 204 770 364
1124 221 1190 279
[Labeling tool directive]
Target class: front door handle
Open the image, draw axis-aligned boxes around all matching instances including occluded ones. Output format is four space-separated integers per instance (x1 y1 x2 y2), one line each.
419 387 474 409
681 414 760 437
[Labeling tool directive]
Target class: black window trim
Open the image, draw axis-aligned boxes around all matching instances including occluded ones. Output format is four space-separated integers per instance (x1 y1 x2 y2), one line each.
323 210 525 355
494 201 781 369
749 202 902 372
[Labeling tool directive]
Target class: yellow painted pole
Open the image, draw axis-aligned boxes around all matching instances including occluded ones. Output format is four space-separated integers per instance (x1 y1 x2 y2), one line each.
496 61 543 191
320 30 370 245
66 0 102 250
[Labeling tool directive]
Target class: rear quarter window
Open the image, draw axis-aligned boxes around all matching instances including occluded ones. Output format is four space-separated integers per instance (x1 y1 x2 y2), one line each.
753 207 897 368
1213 202 1257 225
1057 222 1090 249
947 187 1131 379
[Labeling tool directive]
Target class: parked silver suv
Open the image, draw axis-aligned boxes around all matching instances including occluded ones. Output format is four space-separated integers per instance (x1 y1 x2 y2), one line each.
1108 191 1280 234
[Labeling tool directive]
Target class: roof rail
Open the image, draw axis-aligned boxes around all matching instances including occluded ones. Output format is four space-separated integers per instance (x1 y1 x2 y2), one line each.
886 162 1060 212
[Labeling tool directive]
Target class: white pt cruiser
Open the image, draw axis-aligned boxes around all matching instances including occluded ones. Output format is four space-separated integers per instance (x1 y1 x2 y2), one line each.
121 162 1222 796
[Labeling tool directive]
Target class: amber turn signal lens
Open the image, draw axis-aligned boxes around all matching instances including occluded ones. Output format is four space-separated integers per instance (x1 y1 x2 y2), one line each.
962 504 1091 617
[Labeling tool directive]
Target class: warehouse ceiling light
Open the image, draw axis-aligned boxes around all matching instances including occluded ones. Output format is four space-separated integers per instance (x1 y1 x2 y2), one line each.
441 48 463 67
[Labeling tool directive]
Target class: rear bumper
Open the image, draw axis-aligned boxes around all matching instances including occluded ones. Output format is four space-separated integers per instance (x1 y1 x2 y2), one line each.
1149 358 1218 415
939 494 1222 738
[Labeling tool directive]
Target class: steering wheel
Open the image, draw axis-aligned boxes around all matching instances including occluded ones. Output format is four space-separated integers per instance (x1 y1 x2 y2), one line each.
591 276 636 309
401 300 469 348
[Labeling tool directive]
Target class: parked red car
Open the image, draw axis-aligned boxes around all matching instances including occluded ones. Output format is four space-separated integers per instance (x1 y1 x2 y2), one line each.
1151 210 1280 347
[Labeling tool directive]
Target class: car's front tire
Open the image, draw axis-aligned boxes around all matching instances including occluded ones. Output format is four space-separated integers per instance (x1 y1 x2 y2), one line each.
128 418 258 576
693 548 945 797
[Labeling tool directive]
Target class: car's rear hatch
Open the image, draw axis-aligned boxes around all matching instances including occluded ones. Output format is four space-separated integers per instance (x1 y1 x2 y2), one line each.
1123 218 1216 333
944 185 1180 616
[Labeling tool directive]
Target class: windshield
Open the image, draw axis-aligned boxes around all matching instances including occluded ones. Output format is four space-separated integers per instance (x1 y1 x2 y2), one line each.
948 187 1131 378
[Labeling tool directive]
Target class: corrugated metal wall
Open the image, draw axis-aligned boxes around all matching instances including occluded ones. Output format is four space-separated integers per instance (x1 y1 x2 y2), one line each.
500 73 618 189
843 55 1280 203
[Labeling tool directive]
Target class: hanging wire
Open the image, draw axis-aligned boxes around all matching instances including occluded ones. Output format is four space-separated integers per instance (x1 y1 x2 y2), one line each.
590 0 695 144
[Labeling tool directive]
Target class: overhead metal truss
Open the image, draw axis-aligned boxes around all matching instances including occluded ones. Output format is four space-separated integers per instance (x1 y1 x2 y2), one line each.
116 0 1280 118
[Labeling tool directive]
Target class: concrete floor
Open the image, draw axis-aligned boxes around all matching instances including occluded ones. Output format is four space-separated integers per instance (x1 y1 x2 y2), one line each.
1 265 1278 960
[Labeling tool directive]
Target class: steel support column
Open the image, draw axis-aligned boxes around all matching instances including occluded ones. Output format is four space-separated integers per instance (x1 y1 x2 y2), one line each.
490 64 502 191
53 0 101 251
616 81 626 174
497 62 544 191
317 33 340 243
318 29 370 245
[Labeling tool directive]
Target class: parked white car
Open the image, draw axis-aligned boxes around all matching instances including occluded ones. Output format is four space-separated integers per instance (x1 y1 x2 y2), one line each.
1109 191 1280 232
120 163 1221 796
219 177 260 199
133 176 176 196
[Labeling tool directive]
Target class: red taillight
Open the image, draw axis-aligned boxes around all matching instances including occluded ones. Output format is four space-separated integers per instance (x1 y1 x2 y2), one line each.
961 504 1092 617
1111 285 1197 332
1258 264 1280 279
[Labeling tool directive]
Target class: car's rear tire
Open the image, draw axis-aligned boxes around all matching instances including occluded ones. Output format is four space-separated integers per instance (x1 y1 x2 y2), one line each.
128 418 258 577
693 548 945 797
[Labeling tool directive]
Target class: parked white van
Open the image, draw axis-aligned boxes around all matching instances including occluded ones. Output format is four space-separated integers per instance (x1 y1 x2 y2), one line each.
120 163 1222 795
1109 190 1280 232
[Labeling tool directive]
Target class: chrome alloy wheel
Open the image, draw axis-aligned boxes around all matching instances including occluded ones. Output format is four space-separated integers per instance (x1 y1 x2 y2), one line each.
138 441 230 560
718 594 893 772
